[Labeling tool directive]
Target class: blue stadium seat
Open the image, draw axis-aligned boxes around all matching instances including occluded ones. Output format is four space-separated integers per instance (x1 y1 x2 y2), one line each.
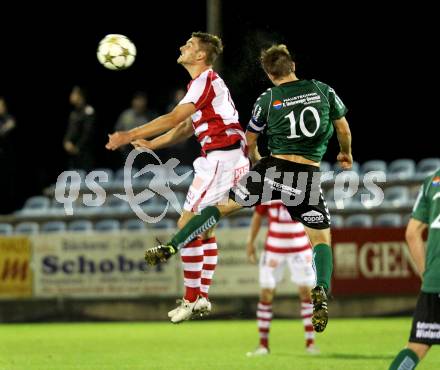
15 222 40 235
0 223 13 235
416 158 440 179
217 218 231 229
375 213 402 227
330 215 344 228
122 219 146 231
102 196 130 214
384 186 410 208
344 214 373 228
360 160 387 176
114 167 140 186
402 213 412 226
68 220 93 232
326 187 354 210
387 159 416 180
320 161 334 183
231 216 252 228
352 187 383 209
333 161 360 174
320 161 331 173
151 219 175 229
95 220 120 232
41 221 67 233
92 168 114 183
21 196 50 214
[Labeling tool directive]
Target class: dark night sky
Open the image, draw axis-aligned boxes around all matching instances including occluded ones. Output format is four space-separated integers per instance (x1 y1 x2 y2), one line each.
0 2 436 213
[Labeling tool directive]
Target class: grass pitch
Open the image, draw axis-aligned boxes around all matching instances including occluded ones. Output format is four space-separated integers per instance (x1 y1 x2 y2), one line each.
0 318 439 370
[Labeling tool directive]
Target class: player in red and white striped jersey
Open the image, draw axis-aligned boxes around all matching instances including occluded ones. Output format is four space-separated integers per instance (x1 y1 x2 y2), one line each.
106 32 249 323
246 200 318 356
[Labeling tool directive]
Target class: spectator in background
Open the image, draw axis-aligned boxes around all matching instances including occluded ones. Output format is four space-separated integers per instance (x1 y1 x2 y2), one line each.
114 91 158 164
165 88 199 166
0 97 16 145
166 88 186 113
0 96 17 213
63 86 96 171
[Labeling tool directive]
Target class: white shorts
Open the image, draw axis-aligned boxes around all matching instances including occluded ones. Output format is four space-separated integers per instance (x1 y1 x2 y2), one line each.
259 249 316 289
184 148 249 213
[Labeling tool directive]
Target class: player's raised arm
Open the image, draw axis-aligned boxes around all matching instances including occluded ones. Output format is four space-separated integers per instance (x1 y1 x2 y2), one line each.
106 103 196 150
132 118 194 151
333 116 353 169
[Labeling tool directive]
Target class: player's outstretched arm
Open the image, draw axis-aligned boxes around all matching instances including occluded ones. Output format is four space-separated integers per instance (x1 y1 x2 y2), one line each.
406 218 427 278
333 116 353 169
132 118 194 151
106 103 196 150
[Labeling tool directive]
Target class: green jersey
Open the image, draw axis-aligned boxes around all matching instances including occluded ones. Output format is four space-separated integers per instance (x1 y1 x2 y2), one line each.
412 169 440 293
247 79 347 162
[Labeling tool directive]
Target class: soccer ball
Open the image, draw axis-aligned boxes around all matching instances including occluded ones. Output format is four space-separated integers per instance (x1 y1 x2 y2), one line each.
97 34 136 70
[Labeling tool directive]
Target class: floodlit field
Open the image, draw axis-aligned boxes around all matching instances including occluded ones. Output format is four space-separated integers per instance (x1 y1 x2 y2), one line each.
0 318 439 370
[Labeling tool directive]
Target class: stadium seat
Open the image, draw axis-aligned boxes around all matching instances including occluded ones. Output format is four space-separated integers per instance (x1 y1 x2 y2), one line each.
319 161 334 183
92 168 114 183
360 160 387 176
122 219 146 231
333 160 360 174
375 213 402 227
231 216 252 228
68 220 93 232
114 167 140 186
387 159 416 180
326 187 354 210
20 195 50 214
320 161 331 173
383 186 410 208
344 214 373 228
0 223 13 235
15 222 40 235
352 187 383 209
95 220 121 232
217 218 231 229
402 213 412 226
102 196 130 214
330 214 344 228
41 221 67 233
416 158 440 179
151 219 175 229
49 198 68 215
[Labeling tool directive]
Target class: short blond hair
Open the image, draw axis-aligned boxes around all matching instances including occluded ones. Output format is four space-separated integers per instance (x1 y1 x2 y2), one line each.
261 44 295 79
192 32 223 65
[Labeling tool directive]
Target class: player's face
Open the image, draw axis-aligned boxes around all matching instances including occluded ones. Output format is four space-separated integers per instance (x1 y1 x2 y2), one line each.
177 37 201 65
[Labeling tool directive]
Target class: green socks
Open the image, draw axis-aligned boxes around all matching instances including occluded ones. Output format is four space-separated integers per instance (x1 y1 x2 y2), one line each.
170 206 221 250
313 244 333 292
389 348 419 370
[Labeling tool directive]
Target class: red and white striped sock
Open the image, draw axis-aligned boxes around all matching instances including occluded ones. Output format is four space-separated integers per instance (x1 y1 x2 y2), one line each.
257 301 273 349
200 237 218 298
181 238 203 302
301 299 315 347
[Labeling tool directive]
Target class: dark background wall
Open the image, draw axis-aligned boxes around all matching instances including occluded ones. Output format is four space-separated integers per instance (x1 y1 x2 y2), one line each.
0 2 436 213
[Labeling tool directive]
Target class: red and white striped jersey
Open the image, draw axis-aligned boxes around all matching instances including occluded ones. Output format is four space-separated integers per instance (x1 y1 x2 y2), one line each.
256 200 311 254
178 69 245 153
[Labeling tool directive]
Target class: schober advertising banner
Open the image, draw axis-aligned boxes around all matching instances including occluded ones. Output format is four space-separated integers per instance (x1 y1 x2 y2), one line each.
32 231 180 298
0 236 32 299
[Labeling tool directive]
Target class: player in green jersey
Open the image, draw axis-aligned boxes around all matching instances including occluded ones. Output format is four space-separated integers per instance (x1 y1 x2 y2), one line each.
389 169 440 370
145 44 353 332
